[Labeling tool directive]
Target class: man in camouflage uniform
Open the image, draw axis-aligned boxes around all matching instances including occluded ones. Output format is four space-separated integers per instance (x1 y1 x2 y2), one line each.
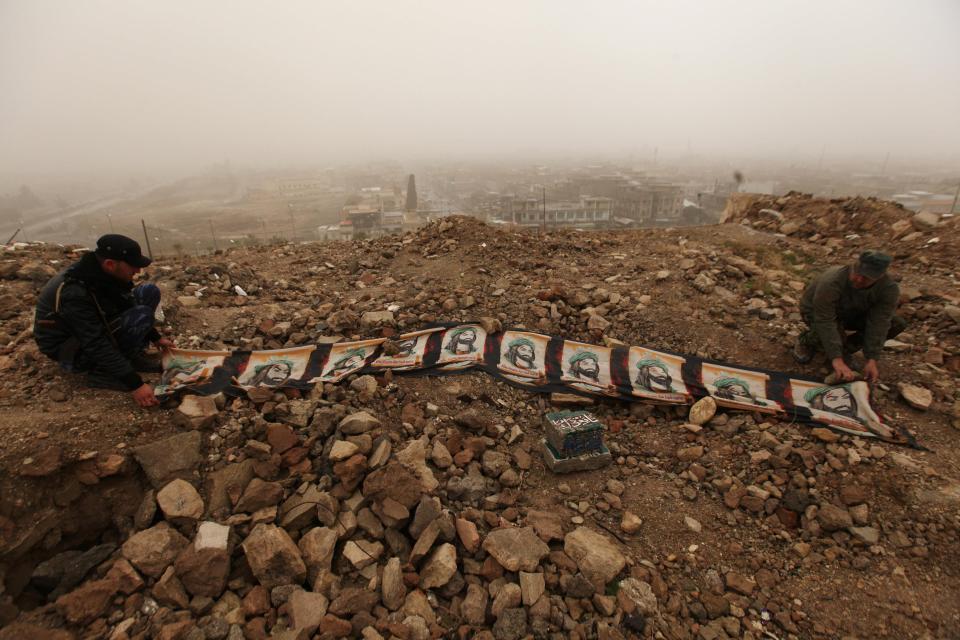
794 251 906 383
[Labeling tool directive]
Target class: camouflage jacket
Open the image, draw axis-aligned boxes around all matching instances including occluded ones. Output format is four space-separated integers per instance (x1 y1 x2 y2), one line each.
800 265 899 361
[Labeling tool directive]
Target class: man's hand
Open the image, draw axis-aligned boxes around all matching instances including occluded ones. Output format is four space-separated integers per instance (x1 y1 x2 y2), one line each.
831 357 857 382
132 383 159 408
863 359 880 383
155 337 175 353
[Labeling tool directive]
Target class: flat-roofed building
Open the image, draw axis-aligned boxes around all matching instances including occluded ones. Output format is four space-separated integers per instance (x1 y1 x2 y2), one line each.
511 196 613 228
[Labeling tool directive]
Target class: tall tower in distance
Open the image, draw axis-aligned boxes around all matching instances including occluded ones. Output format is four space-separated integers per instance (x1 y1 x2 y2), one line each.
405 174 418 212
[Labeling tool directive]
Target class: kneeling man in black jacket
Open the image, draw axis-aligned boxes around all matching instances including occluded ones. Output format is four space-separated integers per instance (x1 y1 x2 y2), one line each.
34 234 173 407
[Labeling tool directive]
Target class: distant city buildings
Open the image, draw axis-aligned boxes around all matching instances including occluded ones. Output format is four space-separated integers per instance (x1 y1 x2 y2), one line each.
405 175 418 212
323 174 447 239
498 195 614 228
569 174 684 225
485 171 685 229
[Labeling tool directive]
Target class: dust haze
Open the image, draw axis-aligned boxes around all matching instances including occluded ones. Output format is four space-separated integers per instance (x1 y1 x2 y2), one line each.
2 0 959 178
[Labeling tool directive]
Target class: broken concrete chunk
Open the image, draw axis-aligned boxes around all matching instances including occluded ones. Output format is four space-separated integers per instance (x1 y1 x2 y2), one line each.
241 524 307 588
175 394 219 429
482 527 549 572
121 523 189 578
133 431 202 489
156 479 204 522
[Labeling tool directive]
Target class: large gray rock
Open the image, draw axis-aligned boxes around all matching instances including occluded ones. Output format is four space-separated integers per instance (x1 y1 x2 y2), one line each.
339 411 381 435
482 527 550 572
133 432 202 489
121 523 189 578
204 459 255 516
563 527 626 588
156 479 204 522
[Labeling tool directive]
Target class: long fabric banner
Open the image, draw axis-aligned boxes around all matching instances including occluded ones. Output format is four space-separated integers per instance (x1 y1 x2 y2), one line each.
157 323 915 446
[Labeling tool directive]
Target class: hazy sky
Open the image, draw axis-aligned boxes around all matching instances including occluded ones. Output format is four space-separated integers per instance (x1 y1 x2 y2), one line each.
2 0 959 175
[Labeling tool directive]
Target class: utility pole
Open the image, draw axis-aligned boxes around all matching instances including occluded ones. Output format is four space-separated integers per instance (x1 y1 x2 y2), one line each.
541 186 546 237
288 204 296 241
141 219 153 259
209 219 218 251
951 181 960 215
107 214 114 233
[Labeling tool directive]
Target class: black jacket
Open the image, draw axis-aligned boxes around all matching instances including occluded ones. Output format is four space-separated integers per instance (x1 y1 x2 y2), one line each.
34 253 155 389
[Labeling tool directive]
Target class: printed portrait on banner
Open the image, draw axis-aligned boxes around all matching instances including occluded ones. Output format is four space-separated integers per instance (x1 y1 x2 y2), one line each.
701 363 780 412
436 324 486 369
791 379 893 439
313 339 383 382
559 341 616 395
498 331 550 381
156 349 229 395
237 345 316 388
370 328 440 370
628 347 689 403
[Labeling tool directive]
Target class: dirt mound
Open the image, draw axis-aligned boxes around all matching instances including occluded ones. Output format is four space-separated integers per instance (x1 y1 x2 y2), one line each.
723 191 959 266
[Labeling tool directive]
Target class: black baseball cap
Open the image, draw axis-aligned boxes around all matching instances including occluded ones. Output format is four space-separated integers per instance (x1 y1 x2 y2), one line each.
95 234 152 268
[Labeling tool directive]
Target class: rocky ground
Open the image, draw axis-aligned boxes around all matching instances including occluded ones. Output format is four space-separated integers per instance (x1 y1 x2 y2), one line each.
0 194 958 640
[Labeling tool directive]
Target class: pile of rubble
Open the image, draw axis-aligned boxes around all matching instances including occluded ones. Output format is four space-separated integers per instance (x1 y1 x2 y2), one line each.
0 204 959 639
2 374 657 640
8 360 958 640
722 192 958 264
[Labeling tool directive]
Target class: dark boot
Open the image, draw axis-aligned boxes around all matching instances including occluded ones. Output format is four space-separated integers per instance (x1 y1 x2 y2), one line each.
130 352 162 373
793 330 818 364
86 372 130 391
